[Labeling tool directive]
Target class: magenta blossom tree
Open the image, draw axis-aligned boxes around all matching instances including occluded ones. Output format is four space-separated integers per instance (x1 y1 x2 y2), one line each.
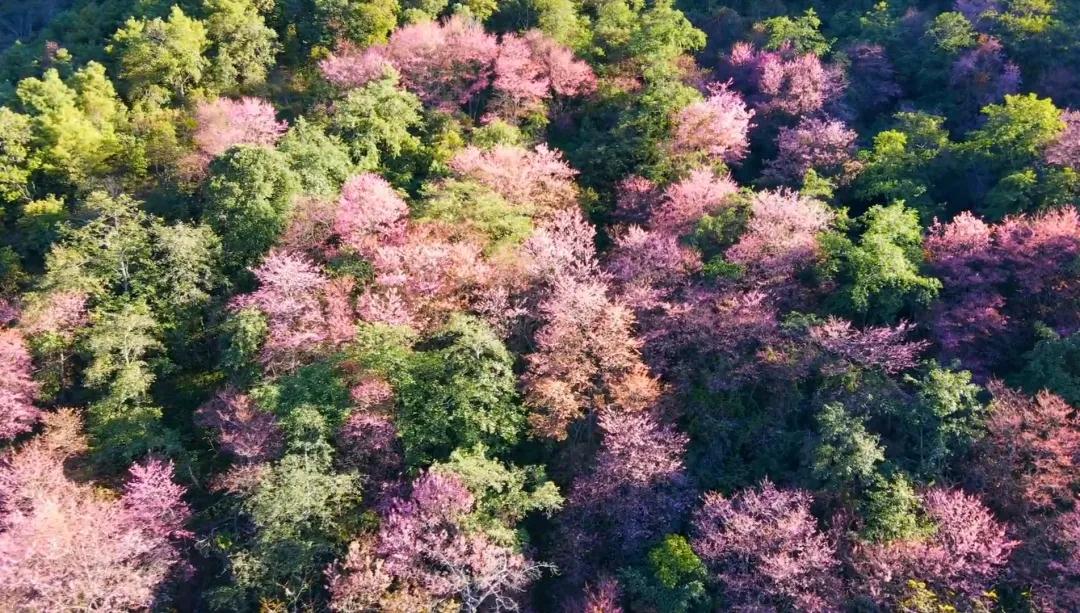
691 480 840 611
333 173 409 257
723 42 845 118
763 116 858 185
195 387 284 463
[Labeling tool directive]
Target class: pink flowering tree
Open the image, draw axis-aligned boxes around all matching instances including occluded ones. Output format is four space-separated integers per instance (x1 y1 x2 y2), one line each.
650 168 739 236
726 188 833 285
449 144 579 213
690 480 840 611
488 30 596 122
195 387 284 463
192 97 287 164
605 226 701 310
809 318 929 375
970 384 1080 516
333 173 409 257
558 411 691 582
0 328 40 441
328 471 548 611
844 43 902 115
522 275 659 440
1046 109 1080 170
321 16 498 112
723 42 845 118
950 36 1021 118
762 116 857 185
925 207 1080 371
0 411 191 611
855 488 1015 607
231 250 356 373
670 82 755 167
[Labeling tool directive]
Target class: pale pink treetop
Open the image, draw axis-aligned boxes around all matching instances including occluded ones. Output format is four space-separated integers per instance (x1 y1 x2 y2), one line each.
0 328 40 441
950 36 1021 113
449 144 579 213
329 471 544 610
333 173 409 257
691 480 840 611
670 82 755 165
809 318 929 375
323 16 499 111
0 413 191 611
193 97 287 159
726 188 833 283
973 384 1080 514
488 30 596 121
20 291 89 341
232 250 356 372
523 275 655 439
725 42 845 117
651 168 739 235
606 226 701 310
519 209 599 284
558 411 691 579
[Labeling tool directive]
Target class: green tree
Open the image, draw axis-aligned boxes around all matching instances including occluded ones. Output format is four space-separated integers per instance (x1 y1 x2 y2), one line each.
432 445 562 546
757 9 832 55
0 107 34 206
328 71 422 174
859 472 931 543
204 0 279 90
826 203 941 324
396 315 524 466
16 63 126 187
108 6 210 101
277 117 355 196
810 402 885 492
416 179 533 252
855 113 952 221
222 452 362 609
901 363 985 478
621 534 709 613
203 145 298 271
1015 330 1080 406
83 300 178 466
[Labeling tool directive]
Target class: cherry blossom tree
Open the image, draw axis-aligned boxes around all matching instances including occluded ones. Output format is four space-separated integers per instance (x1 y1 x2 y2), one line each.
488 30 596 121
650 168 739 236
330 471 547 611
925 207 1080 371
333 173 409 257
0 411 191 610
1045 109 1080 170
844 43 902 114
763 116 857 185
322 16 498 111
670 82 754 166
970 384 1080 515
192 97 287 161
449 144 578 213
519 209 599 284
691 480 840 611
809 318 929 375
0 328 40 441
231 250 356 372
559 411 691 581
606 226 701 310
723 42 845 117
950 36 1021 117
856 488 1015 606
726 189 833 284
195 387 284 463
522 275 658 439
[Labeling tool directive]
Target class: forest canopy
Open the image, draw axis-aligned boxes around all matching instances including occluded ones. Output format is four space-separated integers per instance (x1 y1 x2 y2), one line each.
0 0 1079 611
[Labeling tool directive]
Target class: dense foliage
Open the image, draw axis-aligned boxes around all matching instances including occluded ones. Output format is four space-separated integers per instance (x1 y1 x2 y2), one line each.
1 0 1079 610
